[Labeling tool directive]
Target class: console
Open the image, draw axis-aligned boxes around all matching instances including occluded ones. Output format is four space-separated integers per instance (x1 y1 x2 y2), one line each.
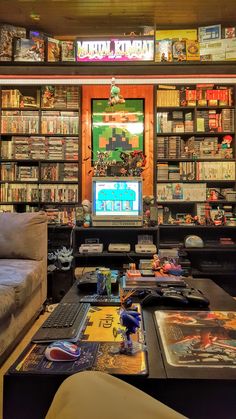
108 243 131 252
91 177 143 227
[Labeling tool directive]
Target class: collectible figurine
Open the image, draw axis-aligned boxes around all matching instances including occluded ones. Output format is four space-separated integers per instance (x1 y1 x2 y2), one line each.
112 290 142 355
152 254 160 270
108 77 125 106
82 199 91 227
214 207 225 226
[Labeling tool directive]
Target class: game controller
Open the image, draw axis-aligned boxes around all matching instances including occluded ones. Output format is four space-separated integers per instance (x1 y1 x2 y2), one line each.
45 341 81 361
141 287 210 308
181 288 210 307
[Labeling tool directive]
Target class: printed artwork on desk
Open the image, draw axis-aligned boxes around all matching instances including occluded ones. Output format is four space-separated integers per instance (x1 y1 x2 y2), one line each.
155 310 236 367
92 99 144 162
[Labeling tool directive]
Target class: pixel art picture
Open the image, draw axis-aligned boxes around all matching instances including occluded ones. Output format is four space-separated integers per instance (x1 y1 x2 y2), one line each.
92 99 144 162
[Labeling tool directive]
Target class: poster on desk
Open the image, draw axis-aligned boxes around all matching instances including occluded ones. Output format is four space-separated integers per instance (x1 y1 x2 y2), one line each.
155 310 236 367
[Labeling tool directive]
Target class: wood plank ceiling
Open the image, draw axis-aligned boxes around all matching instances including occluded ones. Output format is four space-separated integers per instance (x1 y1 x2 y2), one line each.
0 0 235 37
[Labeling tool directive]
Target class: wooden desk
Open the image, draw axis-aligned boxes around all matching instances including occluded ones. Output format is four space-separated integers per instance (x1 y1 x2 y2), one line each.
3 278 236 419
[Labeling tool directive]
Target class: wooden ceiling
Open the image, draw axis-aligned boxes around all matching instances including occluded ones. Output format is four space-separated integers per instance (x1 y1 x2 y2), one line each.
0 0 235 38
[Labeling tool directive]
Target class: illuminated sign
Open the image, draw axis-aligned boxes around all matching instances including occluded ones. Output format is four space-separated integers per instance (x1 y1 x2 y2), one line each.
76 37 154 62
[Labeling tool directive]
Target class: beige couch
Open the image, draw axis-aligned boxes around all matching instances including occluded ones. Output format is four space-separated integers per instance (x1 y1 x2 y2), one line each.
0 211 48 365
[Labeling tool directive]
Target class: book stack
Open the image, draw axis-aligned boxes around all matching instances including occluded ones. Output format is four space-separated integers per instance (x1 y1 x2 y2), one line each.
156 163 168 180
16 166 38 181
30 136 47 159
2 89 21 107
65 137 79 160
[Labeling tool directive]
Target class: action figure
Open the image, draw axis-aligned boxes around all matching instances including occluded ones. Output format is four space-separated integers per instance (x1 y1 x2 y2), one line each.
112 290 142 354
108 77 125 106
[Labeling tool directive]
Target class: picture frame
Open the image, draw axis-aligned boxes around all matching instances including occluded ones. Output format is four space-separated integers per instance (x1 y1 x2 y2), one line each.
47 37 61 62
61 41 76 62
13 37 44 62
198 24 221 43
91 99 144 163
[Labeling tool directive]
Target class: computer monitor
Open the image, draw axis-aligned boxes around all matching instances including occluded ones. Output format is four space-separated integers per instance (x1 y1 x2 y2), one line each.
91 177 143 227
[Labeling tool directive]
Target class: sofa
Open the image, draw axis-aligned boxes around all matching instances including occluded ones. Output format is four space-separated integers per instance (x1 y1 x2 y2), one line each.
0 211 48 365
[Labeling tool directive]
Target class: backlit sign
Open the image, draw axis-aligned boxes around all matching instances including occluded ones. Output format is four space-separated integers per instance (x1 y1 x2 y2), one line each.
76 37 154 62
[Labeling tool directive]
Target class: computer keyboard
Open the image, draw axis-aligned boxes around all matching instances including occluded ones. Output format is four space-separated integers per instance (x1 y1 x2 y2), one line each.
32 302 90 343
43 302 83 328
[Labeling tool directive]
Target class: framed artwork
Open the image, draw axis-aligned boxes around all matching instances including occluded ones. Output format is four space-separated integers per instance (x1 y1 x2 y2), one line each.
61 41 76 62
47 37 61 62
14 37 44 62
91 99 144 162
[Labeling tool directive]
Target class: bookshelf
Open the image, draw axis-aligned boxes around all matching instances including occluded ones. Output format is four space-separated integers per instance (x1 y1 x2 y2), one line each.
155 83 236 279
0 84 81 221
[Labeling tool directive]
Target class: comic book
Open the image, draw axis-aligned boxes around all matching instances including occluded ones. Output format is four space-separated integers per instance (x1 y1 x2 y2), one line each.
155 310 236 367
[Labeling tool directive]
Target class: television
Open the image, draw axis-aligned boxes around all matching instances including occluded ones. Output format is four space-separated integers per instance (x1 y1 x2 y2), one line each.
91 177 143 227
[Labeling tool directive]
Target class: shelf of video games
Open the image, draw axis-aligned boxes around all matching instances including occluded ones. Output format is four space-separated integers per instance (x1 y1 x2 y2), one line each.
0 84 81 224
155 83 236 276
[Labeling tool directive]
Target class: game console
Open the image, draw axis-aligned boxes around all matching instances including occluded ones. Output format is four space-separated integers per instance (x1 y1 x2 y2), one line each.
108 243 131 252
135 244 157 254
79 243 103 253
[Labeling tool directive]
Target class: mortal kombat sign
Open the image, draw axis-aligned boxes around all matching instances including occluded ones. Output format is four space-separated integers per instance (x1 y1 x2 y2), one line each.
76 37 154 62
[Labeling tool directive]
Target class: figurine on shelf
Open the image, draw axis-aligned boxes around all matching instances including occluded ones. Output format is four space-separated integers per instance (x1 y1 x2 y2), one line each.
82 199 91 227
221 135 232 149
108 77 125 106
152 254 160 271
93 151 112 177
214 207 225 226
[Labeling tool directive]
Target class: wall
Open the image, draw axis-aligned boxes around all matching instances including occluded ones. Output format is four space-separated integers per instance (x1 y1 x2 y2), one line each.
81 84 154 200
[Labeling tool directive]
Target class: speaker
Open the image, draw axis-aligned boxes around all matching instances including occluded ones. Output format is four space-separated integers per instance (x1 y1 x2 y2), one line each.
49 269 74 303
150 205 158 226
75 206 84 226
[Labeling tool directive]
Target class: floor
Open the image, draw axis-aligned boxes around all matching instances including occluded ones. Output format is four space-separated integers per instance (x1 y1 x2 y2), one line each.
0 311 49 419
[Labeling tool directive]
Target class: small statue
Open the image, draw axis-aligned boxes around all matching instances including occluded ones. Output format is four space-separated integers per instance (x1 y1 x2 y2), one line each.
54 247 73 271
112 290 142 355
82 199 91 227
152 254 160 271
108 77 125 106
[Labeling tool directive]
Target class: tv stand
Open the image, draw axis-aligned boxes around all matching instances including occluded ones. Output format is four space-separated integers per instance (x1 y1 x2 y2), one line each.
73 226 158 270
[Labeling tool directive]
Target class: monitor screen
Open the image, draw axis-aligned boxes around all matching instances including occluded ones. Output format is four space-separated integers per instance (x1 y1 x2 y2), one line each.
91 177 143 227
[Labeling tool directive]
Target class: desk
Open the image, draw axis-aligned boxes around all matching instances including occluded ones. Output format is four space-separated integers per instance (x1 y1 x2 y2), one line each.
3 278 236 419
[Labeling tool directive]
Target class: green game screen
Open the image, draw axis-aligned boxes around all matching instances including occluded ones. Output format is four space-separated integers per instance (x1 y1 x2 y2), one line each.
92 99 144 162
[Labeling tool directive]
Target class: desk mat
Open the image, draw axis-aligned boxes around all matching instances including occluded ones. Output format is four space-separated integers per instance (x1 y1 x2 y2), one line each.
9 305 148 377
155 310 236 368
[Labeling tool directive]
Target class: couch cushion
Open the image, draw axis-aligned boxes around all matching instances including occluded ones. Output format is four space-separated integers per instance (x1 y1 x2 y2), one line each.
0 285 15 322
0 211 47 260
0 259 43 308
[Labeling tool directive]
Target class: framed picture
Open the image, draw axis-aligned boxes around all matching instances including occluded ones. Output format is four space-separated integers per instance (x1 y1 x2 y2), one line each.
61 41 76 62
47 37 61 62
13 37 44 62
91 99 144 163
198 24 221 43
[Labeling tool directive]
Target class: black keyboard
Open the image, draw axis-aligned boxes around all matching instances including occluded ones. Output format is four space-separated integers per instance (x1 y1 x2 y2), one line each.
80 294 121 306
32 302 90 343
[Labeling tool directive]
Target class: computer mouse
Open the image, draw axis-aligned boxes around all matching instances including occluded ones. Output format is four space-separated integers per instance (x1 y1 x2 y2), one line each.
45 341 81 362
